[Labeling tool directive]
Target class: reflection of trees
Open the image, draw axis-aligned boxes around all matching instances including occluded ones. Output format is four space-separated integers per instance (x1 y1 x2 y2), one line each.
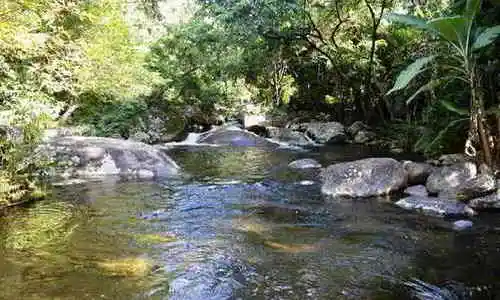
170 147 291 180
408 230 500 298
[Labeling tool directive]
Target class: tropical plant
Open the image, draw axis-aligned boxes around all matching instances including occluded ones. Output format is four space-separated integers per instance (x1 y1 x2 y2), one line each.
387 0 500 167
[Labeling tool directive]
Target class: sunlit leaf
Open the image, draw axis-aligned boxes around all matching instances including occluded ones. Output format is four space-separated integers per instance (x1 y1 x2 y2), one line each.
386 56 436 95
472 25 500 51
427 16 469 49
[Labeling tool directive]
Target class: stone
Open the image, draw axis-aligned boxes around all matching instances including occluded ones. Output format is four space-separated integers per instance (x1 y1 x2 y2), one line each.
452 220 473 231
404 185 428 197
320 158 407 197
425 162 477 196
438 153 468 165
456 172 496 201
38 136 180 180
347 121 370 137
468 189 500 209
301 122 346 144
198 129 279 148
353 130 376 144
288 158 322 169
395 196 474 217
267 127 312 146
403 161 434 186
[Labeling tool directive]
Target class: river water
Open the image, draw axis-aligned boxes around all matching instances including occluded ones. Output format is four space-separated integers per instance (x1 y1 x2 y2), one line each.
1 144 500 299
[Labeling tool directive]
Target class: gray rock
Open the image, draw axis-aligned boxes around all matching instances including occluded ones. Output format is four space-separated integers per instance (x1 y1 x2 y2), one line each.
347 121 370 137
301 122 346 144
38 136 180 180
456 172 496 201
395 196 474 217
468 189 500 209
452 220 473 231
320 158 407 197
198 129 279 148
353 130 376 144
425 162 477 196
288 158 322 169
404 185 428 197
438 153 468 165
268 127 312 146
403 161 434 185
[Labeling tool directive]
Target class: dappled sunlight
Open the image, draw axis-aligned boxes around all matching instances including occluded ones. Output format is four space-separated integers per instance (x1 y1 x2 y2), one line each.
263 240 320 253
96 257 153 278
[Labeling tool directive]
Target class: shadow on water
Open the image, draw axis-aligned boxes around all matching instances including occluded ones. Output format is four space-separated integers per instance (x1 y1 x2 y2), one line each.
0 145 498 299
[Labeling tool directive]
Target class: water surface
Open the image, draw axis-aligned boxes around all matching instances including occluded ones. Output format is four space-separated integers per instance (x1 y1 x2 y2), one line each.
1 144 499 299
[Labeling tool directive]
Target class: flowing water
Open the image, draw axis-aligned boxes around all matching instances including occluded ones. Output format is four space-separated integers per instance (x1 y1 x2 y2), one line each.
1 144 500 299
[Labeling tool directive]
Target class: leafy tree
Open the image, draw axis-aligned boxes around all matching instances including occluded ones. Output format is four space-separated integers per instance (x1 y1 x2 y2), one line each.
387 0 500 167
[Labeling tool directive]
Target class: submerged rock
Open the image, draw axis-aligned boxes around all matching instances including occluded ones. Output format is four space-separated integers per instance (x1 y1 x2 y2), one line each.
39 136 180 179
198 129 279 148
426 162 477 196
395 196 474 217
288 158 322 169
453 220 473 231
320 158 407 197
301 122 346 144
403 161 434 186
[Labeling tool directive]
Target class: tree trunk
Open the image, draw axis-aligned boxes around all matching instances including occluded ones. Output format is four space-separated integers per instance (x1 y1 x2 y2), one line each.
469 67 493 167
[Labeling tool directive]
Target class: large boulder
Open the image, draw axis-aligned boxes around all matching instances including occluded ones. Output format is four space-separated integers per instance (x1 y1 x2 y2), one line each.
38 136 180 180
301 122 346 144
403 161 434 186
320 158 407 197
267 127 312 146
425 162 477 196
197 129 279 148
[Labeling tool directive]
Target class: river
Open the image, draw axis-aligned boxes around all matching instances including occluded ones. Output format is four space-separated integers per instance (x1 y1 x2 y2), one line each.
1 144 499 299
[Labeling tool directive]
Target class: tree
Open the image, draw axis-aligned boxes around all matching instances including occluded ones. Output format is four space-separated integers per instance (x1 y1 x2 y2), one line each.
387 0 500 168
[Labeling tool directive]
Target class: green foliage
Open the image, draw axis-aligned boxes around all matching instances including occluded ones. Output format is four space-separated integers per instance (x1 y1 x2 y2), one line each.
386 56 436 95
387 0 500 164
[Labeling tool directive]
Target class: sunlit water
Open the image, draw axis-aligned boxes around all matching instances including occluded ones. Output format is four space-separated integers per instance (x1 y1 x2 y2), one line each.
1 144 500 299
